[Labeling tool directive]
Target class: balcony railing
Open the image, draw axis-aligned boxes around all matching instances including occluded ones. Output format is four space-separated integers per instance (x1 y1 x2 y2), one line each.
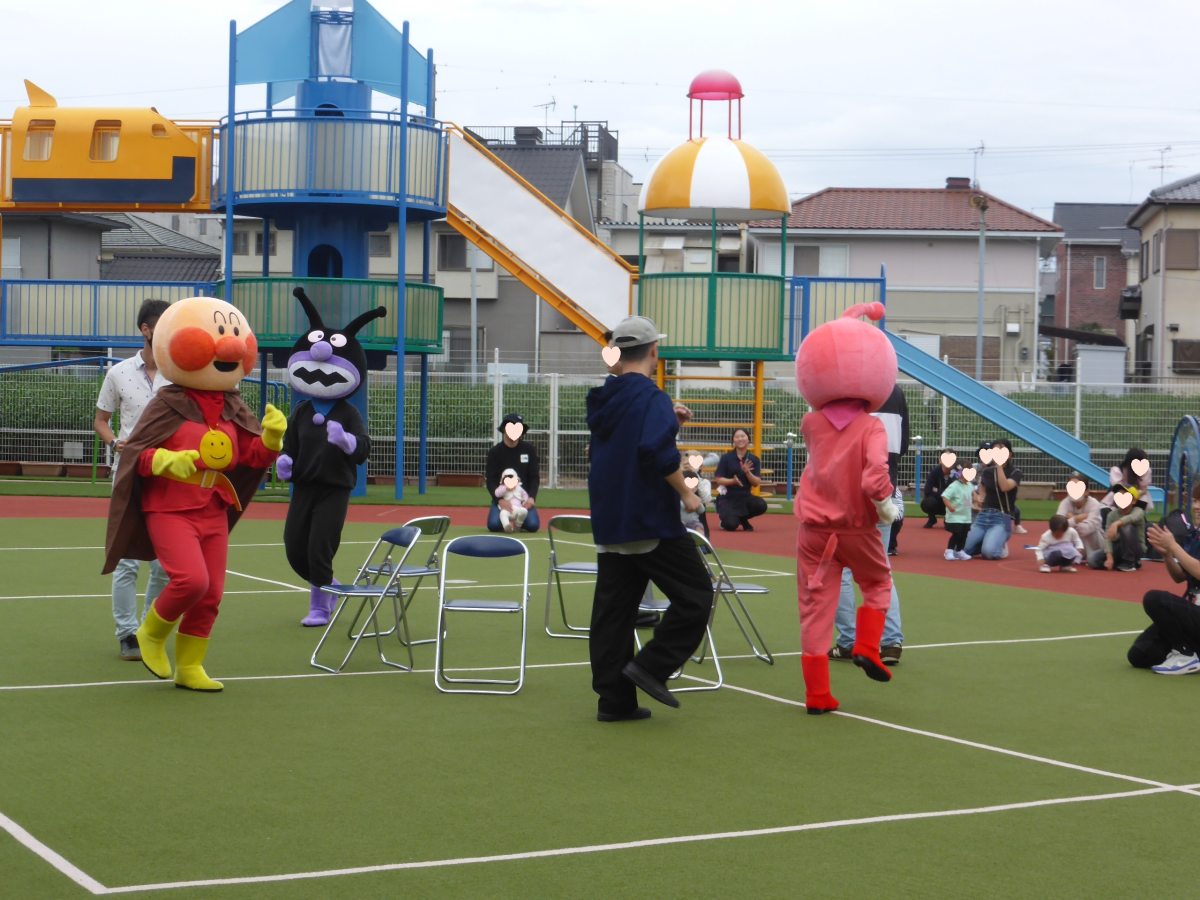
639 272 788 360
217 110 447 213
215 277 443 354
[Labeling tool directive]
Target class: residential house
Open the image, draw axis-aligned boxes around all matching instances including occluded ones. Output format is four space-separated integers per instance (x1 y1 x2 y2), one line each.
751 177 1062 382
1126 173 1200 379
1049 203 1138 378
100 214 220 283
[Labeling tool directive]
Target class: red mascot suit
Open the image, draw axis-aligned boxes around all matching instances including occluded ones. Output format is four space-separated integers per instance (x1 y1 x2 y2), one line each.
794 302 898 714
103 296 284 691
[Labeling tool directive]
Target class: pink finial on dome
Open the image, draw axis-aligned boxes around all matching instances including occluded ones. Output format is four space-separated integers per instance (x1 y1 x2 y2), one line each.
687 70 744 101
687 70 743 140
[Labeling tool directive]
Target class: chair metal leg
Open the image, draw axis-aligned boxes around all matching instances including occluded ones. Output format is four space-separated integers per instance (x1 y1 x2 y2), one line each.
720 591 773 664
435 607 527 695
543 570 590 639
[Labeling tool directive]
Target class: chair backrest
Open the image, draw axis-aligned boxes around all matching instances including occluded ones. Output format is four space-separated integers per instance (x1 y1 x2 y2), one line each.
382 525 422 549
546 514 595 565
401 515 451 568
688 529 729 587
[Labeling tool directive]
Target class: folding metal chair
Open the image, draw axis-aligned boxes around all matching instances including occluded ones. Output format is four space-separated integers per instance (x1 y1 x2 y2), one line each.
310 525 421 674
345 514 451 645
690 529 774 664
544 514 597 639
634 581 723 693
434 535 530 695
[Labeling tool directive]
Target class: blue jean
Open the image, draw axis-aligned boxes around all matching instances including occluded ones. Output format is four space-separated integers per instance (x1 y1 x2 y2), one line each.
963 508 1012 559
486 502 541 533
834 521 903 649
112 557 168 638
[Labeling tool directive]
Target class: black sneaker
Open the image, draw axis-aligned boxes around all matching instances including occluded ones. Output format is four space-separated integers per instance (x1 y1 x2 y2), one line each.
828 645 854 661
880 645 903 666
923 518 937 529
597 707 652 722
118 634 141 661
740 519 755 532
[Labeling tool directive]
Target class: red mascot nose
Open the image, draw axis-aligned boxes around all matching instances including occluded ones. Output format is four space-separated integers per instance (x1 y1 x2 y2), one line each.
214 335 246 362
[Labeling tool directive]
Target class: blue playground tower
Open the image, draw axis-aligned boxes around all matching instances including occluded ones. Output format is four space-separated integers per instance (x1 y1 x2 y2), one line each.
219 0 447 497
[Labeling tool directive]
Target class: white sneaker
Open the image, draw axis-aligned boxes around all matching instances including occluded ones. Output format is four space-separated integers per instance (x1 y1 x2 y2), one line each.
1000 544 1009 559
944 549 956 561
1039 564 1051 573
1151 650 1200 675
955 550 971 561
1014 525 1028 534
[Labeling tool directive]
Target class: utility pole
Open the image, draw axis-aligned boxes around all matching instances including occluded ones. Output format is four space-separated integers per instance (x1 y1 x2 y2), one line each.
972 190 989 381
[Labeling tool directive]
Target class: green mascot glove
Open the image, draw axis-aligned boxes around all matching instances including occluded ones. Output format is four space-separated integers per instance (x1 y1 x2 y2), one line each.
151 448 200 479
260 403 286 452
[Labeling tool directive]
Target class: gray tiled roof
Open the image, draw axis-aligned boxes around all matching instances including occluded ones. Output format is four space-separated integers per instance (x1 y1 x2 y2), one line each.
1149 171 1200 202
101 256 221 283
491 146 584 207
100 214 220 256
1052 203 1139 252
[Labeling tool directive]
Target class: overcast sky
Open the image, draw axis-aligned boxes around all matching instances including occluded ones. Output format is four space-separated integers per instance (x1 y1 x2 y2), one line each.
3 0 1198 220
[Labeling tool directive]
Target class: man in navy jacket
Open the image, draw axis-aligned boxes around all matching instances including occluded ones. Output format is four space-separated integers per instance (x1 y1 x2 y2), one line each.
586 316 711 721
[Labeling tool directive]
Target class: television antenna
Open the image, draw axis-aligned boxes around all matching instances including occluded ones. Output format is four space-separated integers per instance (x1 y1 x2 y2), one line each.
1151 145 1174 185
535 97 556 130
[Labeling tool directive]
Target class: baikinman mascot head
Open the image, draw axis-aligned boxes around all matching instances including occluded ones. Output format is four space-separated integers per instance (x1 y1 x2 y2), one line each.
153 296 258 391
286 286 385 403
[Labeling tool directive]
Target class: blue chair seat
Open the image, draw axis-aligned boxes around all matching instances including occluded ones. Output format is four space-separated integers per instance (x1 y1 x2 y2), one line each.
444 598 523 612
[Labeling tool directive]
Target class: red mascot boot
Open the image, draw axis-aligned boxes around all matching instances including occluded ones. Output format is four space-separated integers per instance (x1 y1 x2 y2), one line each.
852 606 893 683
801 653 840 715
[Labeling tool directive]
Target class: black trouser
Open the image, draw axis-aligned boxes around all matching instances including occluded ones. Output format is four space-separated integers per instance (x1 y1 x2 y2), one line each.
589 536 714 714
715 493 768 530
1128 590 1200 667
945 522 970 551
888 516 903 552
920 496 946 521
283 482 351 586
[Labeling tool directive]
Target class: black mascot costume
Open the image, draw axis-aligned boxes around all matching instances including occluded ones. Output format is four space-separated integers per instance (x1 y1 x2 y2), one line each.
277 286 386 626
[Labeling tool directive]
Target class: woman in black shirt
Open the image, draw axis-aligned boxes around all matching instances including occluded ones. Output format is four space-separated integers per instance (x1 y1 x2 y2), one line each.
713 428 768 531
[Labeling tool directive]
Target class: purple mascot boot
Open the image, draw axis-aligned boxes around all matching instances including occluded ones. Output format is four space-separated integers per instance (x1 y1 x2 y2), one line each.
301 582 337 627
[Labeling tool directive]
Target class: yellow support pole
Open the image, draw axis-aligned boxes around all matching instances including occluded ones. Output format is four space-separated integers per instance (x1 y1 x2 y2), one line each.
656 358 666 390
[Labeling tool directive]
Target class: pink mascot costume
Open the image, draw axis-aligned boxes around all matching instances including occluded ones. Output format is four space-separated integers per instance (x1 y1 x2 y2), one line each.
794 302 898 714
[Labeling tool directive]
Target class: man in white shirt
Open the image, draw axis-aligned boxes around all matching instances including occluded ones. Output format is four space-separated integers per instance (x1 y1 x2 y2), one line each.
93 299 170 661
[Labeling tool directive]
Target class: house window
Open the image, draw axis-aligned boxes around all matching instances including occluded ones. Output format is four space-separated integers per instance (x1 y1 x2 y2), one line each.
22 120 54 161
1140 241 1149 281
170 215 181 232
1152 231 1161 273
197 219 207 236
89 120 121 161
437 234 492 271
369 234 391 258
232 232 249 256
1093 256 1106 290
1 236 19 278
254 232 277 256
1165 229 1200 270
793 245 820 277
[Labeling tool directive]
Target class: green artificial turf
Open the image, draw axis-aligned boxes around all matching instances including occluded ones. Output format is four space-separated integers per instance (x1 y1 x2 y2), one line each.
0 517 1194 897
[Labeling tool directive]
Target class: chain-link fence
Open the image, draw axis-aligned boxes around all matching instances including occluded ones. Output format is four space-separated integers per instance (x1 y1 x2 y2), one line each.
3 351 1200 494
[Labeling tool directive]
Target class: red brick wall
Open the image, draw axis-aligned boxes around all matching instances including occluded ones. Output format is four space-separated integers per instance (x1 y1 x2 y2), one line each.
1053 244 1126 334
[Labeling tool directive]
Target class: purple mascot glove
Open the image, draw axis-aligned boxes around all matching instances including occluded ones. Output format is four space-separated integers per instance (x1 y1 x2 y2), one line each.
326 419 357 455
275 453 294 481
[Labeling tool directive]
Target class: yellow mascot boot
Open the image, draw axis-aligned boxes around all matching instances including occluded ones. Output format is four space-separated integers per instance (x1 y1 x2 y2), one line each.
136 605 178 680
174 633 224 692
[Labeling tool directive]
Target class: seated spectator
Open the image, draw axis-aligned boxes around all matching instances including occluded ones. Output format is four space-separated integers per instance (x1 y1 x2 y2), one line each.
485 413 540 533
921 450 954 527
1127 485 1200 674
1036 514 1084 573
962 439 1020 559
713 428 768 531
1104 447 1155 516
1056 474 1104 561
1091 485 1146 571
679 464 712 538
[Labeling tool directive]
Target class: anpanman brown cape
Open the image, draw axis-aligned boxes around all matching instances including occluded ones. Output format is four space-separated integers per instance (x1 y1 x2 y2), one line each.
103 385 267 574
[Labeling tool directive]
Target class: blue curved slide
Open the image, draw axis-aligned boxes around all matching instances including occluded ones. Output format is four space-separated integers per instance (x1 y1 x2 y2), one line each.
887 331 1113 487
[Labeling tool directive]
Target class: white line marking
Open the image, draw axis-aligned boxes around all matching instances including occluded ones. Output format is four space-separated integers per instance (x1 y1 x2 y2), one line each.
97 784 1194 894
0 810 107 895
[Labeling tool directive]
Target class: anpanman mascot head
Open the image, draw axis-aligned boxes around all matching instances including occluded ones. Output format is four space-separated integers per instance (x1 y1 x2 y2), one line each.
153 296 258 391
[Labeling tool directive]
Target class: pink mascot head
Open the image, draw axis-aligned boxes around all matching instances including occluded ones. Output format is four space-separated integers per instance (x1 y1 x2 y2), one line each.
795 301 896 412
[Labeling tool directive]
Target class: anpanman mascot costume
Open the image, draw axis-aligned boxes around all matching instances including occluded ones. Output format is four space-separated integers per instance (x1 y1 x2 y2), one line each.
794 302 898 714
103 296 284 691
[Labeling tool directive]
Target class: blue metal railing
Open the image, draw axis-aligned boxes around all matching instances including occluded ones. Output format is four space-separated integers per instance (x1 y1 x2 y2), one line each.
215 109 447 212
789 273 887 354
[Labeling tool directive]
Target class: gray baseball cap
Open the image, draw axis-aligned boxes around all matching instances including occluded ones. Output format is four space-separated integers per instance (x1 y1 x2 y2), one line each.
609 315 666 349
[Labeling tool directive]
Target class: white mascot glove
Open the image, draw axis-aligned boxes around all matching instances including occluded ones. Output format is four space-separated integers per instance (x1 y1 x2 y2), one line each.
873 496 899 525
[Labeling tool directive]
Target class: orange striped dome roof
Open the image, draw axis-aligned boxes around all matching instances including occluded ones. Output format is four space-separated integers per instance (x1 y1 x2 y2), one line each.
638 136 789 221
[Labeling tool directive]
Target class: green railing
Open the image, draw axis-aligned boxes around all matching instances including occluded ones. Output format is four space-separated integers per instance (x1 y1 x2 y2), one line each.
215 277 443 354
639 272 788 360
